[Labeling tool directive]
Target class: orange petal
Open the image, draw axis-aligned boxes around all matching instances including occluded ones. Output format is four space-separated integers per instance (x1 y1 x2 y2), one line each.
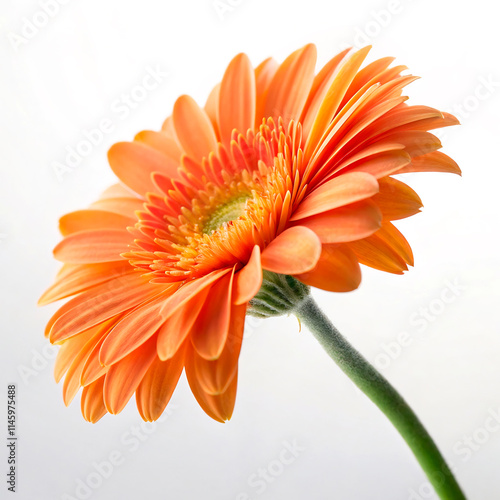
340 56 396 106
307 94 408 178
80 327 113 387
218 53 256 144
134 130 182 163
44 293 80 338
365 105 443 137
300 48 351 137
323 140 404 174
173 95 218 162
39 262 133 306
295 244 361 292
108 141 179 197
90 198 144 219
204 83 221 139
99 288 178 366
347 223 412 274
136 344 186 421
377 130 442 159
80 315 127 387
54 327 98 383
305 47 371 161
40 262 129 337
340 150 411 179
261 226 321 274
373 177 423 221
103 337 157 415
90 197 144 218
81 376 107 423
377 222 414 266
399 151 461 175
255 57 279 125
392 111 459 133
62 324 109 406
59 210 135 236
192 302 246 395
264 44 317 126
98 183 135 199
159 268 232 319
185 348 238 423
234 245 262 305
291 172 379 220
49 273 157 344
190 269 235 360
53 229 131 264
299 200 382 243
161 115 176 136
157 286 209 361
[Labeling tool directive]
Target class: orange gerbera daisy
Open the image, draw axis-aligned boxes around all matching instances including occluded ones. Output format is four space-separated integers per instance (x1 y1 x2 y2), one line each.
40 44 460 424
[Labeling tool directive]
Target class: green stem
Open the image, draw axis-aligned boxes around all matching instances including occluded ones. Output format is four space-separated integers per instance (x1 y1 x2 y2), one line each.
295 295 466 500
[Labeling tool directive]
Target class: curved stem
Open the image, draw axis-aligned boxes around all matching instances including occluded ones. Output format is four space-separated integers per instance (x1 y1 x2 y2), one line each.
294 295 466 500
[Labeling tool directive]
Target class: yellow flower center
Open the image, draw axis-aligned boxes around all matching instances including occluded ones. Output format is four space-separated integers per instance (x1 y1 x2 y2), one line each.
202 195 251 234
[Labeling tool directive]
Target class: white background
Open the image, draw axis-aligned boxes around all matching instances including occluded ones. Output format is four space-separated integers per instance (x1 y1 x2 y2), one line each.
1 0 499 499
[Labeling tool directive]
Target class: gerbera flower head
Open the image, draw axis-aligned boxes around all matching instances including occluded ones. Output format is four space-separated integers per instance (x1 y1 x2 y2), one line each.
40 44 460 423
